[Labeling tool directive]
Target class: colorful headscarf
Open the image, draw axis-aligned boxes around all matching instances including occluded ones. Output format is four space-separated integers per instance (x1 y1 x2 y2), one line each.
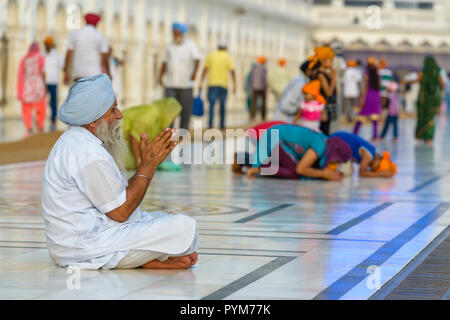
85 13 101 26
367 57 379 67
302 80 326 104
375 151 397 175
315 46 335 60
257 56 266 64
58 74 116 126
44 36 54 46
323 137 352 167
347 59 357 67
172 22 188 34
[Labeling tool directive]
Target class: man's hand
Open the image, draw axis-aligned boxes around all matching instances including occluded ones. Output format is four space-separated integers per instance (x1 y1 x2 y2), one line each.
190 73 196 81
158 77 164 87
323 167 343 181
139 128 182 168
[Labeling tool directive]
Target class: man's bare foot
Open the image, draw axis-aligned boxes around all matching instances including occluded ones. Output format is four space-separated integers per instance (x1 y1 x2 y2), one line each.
141 252 198 269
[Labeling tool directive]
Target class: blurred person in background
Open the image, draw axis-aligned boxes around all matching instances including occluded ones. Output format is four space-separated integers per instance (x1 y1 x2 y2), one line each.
314 46 337 135
121 98 182 171
159 22 201 130
380 81 400 142
44 36 64 132
403 68 420 117
200 38 236 129
405 56 444 145
17 42 47 137
269 58 291 102
273 63 309 123
64 13 110 84
292 80 326 132
244 62 257 116
439 67 448 115
353 57 382 140
379 59 394 111
250 55 268 122
445 72 450 118
342 59 362 123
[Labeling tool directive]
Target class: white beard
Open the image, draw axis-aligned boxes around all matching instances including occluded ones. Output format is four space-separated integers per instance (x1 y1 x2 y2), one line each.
95 119 127 172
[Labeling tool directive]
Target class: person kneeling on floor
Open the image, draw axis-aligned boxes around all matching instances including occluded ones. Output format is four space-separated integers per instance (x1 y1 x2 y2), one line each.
330 131 397 178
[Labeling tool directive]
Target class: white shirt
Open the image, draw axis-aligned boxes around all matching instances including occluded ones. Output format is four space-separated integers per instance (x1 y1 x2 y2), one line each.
343 67 363 98
163 39 201 89
67 25 109 79
41 126 196 269
44 48 64 85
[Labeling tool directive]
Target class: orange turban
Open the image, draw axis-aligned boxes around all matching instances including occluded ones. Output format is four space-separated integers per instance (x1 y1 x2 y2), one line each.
367 57 379 67
257 56 266 64
376 151 397 175
302 80 326 104
314 46 334 60
278 58 286 67
380 59 387 69
347 59 357 67
44 36 54 46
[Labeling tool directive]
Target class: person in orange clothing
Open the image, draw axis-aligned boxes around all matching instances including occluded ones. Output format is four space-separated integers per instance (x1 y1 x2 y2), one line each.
17 42 47 136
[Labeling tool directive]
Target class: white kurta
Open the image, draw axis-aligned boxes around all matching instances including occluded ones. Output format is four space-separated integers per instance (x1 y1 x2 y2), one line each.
41 126 197 269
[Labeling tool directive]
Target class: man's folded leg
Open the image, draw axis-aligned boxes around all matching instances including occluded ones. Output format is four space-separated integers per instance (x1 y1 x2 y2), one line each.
115 229 199 269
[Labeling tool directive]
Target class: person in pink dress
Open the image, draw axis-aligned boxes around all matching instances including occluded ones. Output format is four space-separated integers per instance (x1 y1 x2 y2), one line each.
17 42 47 136
292 80 326 132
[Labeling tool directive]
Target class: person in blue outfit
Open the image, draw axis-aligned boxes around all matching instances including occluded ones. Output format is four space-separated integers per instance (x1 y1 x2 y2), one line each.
329 131 395 178
247 124 351 180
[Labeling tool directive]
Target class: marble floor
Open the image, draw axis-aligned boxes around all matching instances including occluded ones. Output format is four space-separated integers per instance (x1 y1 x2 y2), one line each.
0 118 449 299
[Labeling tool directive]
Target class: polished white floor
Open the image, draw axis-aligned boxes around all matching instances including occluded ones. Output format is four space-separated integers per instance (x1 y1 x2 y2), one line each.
0 118 449 300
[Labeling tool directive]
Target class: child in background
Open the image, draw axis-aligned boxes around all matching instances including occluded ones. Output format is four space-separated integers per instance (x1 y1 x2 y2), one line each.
380 81 399 141
292 80 327 132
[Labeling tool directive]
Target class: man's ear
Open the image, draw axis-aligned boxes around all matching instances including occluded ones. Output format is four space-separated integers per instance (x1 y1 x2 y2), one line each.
90 119 101 129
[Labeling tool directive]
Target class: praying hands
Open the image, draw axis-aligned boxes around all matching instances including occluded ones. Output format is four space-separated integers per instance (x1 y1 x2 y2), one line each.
139 128 182 169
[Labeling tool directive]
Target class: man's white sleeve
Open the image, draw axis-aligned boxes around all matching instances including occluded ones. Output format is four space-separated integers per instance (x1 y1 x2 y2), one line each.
99 34 109 54
66 32 75 51
74 160 127 214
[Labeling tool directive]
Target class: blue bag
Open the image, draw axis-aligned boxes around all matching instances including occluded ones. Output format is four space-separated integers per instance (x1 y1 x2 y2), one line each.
192 91 204 116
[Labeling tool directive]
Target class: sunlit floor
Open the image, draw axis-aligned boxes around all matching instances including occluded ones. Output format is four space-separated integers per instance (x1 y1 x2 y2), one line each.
0 118 449 299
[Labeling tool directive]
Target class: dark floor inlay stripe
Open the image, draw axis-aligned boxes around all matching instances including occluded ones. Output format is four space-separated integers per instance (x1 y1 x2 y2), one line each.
201 256 296 300
313 202 450 300
234 204 294 223
327 202 393 235
408 175 444 193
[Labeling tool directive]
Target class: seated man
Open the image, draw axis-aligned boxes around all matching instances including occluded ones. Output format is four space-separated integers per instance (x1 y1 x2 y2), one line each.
41 74 199 269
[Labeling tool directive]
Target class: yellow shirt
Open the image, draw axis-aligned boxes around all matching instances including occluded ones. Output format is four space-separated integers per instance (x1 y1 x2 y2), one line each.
204 50 234 88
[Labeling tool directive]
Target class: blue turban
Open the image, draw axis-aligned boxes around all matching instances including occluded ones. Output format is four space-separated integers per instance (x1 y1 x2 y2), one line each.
58 74 115 126
172 22 188 34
